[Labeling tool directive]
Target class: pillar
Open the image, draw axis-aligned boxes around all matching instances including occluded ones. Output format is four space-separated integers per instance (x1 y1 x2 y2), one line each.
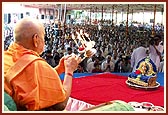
132 9 133 23
126 4 129 38
63 4 67 24
90 7 92 25
161 8 163 25
112 5 114 26
102 5 103 21
152 4 156 37
115 11 117 25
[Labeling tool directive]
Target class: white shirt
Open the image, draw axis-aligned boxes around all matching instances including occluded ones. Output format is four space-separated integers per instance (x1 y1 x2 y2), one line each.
149 44 163 71
131 46 147 72
157 44 164 54
101 60 115 72
86 62 95 73
87 58 93 65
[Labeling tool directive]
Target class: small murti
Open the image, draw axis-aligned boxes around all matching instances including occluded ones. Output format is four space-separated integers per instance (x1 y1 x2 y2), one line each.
128 56 158 87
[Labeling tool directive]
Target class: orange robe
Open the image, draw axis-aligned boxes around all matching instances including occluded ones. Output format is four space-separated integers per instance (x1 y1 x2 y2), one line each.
4 43 66 110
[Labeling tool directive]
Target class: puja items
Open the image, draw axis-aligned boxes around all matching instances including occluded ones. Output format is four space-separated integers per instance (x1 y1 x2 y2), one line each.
71 29 97 61
128 101 164 111
150 106 164 111
141 102 154 110
128 101 141 108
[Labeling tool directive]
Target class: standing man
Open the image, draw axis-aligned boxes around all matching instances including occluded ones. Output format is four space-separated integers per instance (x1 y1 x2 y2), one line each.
149 35 163 71
101 55 115 72
130 41 148 72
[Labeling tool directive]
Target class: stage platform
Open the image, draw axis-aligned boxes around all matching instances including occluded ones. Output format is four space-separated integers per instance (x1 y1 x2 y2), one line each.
62 72 164 107
60 72 164 86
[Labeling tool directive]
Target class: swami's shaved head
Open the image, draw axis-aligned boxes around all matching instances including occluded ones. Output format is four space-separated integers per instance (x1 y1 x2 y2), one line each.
14 17 44 42
14 18 45 54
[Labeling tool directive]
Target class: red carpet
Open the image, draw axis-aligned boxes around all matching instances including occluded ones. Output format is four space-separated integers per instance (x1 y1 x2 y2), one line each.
70 72 164 107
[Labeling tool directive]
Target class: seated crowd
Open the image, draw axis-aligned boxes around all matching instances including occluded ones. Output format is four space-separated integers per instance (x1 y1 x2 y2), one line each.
40 22 164 73
4 20 164 73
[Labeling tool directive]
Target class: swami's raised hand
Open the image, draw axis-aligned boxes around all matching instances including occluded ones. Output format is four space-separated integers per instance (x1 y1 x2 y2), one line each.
64 53 81 73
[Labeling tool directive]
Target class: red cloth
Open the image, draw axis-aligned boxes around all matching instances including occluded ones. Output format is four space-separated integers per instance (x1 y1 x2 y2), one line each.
70 73 164 107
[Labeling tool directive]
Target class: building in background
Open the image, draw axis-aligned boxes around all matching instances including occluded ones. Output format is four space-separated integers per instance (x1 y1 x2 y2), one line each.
3 3 165 26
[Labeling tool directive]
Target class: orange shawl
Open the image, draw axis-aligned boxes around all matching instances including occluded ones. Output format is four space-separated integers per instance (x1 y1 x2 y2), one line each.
4 43 66 110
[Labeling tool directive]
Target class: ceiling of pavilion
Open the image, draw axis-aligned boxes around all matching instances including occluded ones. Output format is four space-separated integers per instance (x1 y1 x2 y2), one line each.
22 3 164 13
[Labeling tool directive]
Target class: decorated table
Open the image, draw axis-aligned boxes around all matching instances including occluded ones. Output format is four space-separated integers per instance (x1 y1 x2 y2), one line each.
61 72 164 110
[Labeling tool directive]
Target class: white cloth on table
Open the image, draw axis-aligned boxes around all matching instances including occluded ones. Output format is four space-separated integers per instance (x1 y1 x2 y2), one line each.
65 97 95 111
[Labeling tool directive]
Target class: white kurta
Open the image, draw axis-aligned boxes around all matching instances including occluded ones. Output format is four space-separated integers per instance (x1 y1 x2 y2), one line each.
131 46 147 72
86 62 95 73
149 44 163 71
101 60 115 72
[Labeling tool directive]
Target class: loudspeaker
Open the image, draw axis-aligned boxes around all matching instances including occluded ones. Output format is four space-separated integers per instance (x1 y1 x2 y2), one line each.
8 13 11 24
21 13 23 18
50 15 53 19
41 15 44 19
68 15 71 20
